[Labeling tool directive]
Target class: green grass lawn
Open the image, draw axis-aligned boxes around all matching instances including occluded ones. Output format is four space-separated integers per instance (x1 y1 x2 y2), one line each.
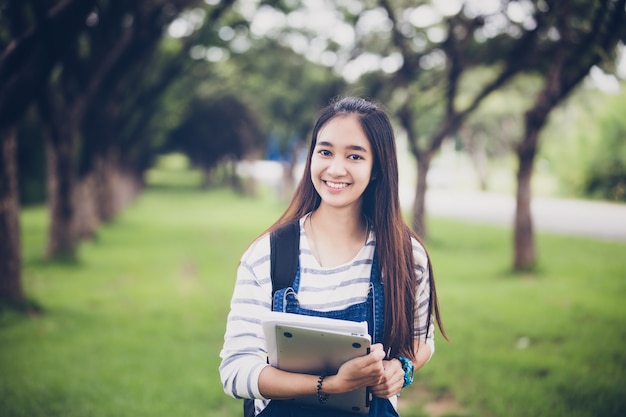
1 182 625 417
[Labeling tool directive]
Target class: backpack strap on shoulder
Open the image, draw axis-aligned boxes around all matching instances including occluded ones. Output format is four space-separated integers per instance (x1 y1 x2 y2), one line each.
269 221 300 295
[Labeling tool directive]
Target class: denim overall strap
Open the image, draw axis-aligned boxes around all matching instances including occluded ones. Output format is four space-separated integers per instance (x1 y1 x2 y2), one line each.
273 264 370 323
271 262 303 315
368 252 385 344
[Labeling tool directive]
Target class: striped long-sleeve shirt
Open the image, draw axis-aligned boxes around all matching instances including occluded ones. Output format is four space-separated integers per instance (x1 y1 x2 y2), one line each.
219 215 434 412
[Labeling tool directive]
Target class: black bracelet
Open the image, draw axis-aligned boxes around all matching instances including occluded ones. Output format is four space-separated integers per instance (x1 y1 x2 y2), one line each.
316 374 329 404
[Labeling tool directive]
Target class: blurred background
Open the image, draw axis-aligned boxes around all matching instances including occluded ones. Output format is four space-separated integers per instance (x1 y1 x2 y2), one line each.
1 1 625 416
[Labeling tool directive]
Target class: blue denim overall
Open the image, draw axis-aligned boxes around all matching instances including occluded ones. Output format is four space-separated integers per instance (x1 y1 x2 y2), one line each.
257 253 400 417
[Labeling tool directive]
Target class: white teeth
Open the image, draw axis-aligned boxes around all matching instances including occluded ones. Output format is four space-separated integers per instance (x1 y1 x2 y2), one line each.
326 181 347 189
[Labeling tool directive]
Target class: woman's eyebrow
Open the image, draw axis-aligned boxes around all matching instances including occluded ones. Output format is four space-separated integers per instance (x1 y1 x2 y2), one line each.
317 141 368 153
347 145 368 152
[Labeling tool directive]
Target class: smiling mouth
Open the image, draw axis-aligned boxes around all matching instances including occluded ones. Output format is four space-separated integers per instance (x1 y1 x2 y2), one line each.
325 180 349 189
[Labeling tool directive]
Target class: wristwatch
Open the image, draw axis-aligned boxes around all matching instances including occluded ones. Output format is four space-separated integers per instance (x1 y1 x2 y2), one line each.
396 356 414 388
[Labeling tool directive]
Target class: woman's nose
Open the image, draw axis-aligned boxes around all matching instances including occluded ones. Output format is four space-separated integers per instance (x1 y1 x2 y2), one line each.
326 157 347 176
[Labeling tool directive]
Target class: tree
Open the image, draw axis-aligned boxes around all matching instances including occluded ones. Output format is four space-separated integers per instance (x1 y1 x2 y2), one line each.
82 0 237 217
512 0 626 270
344 0 624 272
0 0 96 305
38 0 211 260
369 0 544 237
459 74 539 191
0 0 234 305
167 94 264 190
0 126 22 307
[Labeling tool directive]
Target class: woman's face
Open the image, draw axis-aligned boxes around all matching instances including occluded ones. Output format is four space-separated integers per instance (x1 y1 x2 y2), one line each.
310 114 375 211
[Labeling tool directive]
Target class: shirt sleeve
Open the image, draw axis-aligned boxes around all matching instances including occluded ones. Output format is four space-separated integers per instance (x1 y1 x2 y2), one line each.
412 237 435 359
219 235 273 400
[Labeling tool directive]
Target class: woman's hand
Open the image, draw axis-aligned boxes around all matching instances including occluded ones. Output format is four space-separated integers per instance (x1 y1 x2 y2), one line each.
369 358 404 398
370 340 432 398
323 343 386 394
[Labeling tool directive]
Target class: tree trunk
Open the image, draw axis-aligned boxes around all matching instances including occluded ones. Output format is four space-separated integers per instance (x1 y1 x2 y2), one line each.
513 139 537 271
44 119 78 261
280 162 294 203
73 172 99 241
460 127 490 191
111 167 141 213
0 126 24 305
91 148 139 222
512 26 565 271
94 151 117 224
412 152 433 238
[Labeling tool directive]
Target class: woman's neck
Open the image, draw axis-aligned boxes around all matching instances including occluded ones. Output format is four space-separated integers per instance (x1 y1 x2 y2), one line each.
307 207 368 268
311 205 366 238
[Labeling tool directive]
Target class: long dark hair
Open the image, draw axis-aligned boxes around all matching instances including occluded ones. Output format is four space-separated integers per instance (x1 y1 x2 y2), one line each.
269 97 446 359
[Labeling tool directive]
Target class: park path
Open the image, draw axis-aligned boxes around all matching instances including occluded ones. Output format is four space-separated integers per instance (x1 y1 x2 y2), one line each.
399 187 626 242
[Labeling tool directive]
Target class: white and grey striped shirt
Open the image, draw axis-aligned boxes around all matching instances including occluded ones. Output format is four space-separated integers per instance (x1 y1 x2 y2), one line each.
219 215 434 412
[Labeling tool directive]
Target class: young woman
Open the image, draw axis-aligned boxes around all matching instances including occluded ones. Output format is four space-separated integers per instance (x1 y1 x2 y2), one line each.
219 97 446 416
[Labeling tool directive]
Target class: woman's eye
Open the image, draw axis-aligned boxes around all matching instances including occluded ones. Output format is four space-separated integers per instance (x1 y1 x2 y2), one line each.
319 149 332 156
348 154 363 161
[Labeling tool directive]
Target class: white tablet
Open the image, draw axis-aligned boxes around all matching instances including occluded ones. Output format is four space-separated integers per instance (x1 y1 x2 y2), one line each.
261 312 372 414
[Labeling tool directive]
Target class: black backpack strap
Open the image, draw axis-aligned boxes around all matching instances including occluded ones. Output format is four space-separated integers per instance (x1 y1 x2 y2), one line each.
270 221 300 296
243 398 255 417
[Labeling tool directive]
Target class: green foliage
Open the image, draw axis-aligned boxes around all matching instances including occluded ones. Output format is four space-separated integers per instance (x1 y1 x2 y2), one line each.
2 180 625 417
581 91 626 201
542 84 626 201
222 39 346 154
462 73 543 156
166 94 264 171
